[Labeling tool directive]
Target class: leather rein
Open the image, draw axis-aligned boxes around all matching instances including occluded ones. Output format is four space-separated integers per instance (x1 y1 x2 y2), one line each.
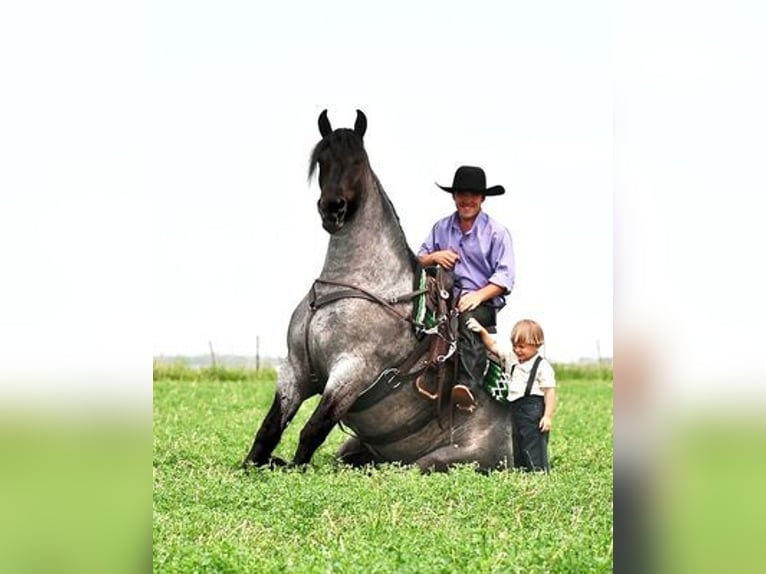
304 277 428 385
308 278 426 326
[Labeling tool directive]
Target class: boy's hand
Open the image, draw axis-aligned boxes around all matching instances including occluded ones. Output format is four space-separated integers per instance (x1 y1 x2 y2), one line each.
465 317 484 333
539 415 553 433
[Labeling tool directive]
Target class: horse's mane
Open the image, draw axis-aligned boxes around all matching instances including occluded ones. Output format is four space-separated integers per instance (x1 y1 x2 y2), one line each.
371 172 421 274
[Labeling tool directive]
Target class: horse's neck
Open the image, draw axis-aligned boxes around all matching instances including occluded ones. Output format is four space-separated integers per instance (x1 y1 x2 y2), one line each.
321 173 413 290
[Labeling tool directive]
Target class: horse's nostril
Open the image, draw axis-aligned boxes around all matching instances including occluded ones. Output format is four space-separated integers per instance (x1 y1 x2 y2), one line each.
321 196 346 213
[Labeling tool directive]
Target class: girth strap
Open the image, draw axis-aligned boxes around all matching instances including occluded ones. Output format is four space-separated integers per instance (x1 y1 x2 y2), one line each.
348 335 433 413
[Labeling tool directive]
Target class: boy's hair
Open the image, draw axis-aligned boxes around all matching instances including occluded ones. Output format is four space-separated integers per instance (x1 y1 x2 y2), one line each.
511 319 545 347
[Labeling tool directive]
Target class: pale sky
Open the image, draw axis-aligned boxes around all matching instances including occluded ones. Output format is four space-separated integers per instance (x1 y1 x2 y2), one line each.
5 1 765 407
152 1 613 363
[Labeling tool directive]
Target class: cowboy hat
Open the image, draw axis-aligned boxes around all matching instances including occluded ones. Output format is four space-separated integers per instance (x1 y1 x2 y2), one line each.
436 165 505 196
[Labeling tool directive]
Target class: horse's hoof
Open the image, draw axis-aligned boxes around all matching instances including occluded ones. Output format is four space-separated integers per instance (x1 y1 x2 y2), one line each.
268 456 288 468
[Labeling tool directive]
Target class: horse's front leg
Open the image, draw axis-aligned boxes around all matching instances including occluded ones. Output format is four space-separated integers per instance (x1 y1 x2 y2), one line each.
292 355 369 466
243 362 313 468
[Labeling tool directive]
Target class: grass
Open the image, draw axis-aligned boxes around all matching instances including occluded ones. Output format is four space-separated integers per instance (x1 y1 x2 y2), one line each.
153 366 613 573
153 360 278 382
552 362 613 382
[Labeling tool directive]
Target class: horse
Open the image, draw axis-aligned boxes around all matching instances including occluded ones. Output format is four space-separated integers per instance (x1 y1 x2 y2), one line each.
242 109 514 472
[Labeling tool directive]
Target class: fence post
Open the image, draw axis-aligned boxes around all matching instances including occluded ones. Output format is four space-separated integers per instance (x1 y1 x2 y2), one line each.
208 340 217 368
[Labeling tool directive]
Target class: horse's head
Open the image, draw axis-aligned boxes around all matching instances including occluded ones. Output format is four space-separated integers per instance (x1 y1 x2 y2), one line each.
309 110 369 234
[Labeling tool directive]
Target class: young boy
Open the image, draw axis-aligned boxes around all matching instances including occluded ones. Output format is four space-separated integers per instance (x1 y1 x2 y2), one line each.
466 317 557 472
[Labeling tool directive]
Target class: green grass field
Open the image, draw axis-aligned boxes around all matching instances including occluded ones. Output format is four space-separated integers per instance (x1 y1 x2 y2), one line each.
153 367 613 573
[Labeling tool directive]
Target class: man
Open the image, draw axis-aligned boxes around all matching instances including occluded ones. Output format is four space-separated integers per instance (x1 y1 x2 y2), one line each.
417 165 515 412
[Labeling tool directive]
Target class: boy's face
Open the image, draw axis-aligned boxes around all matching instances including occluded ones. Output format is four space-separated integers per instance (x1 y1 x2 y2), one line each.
512 340 539 363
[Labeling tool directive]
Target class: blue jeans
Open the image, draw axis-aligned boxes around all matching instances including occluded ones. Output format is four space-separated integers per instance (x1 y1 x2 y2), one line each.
510 395 550 472
456 304 496 390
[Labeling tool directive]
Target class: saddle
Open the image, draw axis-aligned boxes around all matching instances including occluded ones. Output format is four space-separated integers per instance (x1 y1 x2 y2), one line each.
344 267 485 445
346 266 459 419
347 265 503 429
412 266 458 404
411 267 498 413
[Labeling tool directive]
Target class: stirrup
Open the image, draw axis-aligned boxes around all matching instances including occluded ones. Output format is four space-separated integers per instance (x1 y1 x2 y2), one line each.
451 384 476 413
415 374 438 400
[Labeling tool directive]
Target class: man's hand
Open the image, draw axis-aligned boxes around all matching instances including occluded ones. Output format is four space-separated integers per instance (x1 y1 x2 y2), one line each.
539 415 553 433
431 249 459 270
457 291 483 313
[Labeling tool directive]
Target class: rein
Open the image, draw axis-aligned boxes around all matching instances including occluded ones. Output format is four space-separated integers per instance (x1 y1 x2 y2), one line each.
304 276 427 385
309 278 426 325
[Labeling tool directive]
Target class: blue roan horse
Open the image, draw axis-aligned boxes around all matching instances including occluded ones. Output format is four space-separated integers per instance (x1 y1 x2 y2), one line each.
243 110 514 472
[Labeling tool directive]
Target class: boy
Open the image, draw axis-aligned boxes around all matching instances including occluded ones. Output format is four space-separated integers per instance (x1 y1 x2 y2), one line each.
466 317 557 472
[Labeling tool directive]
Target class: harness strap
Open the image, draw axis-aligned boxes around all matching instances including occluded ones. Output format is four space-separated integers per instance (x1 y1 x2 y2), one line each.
311 289 377 308
305 278 428 386
389 288 430 305
348 336 433 413
305 305 321 386
312 278 425 324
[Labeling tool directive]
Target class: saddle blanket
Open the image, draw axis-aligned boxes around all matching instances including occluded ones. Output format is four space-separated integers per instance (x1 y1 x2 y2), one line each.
482 359 510 404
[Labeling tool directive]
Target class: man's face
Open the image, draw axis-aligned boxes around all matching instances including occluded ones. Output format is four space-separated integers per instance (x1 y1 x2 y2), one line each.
453 191 485 222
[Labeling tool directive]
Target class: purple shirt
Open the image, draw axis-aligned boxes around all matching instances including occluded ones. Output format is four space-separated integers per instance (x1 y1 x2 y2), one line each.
418 211 515 309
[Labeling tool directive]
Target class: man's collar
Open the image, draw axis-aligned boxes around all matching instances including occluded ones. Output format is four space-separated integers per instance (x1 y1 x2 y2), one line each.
450 210 486 232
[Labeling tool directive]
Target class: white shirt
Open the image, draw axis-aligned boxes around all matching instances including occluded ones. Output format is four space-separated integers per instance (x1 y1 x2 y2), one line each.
498 349 556 403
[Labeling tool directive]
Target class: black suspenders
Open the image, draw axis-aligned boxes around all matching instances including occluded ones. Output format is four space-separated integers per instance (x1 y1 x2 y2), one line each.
509 355 544 397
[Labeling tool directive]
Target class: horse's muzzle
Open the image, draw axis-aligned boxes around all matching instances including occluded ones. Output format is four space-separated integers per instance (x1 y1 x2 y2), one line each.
320 213 345 234
318 197 347 234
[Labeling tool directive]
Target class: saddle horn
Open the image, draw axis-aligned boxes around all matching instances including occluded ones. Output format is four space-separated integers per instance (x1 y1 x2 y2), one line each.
354 109 367 139
318 109 332 138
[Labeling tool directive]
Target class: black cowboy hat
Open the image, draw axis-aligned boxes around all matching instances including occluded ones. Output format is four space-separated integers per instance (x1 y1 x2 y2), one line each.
436 165 505 196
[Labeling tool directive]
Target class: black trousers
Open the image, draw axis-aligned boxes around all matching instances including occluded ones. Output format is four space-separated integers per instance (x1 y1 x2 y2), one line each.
456 304 496 390
510 395 550 472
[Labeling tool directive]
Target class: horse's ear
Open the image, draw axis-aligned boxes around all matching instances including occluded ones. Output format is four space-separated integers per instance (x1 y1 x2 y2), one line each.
318 109 332 138
354 109 367 139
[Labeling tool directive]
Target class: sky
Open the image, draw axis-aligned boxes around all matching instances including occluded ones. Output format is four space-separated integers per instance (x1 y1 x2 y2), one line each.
4 5 766 567
151 1 613 363
2 0 765 404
